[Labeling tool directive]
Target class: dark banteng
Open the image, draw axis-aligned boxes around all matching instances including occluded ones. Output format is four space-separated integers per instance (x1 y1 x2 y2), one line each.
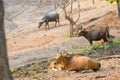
82 25 110 38
38 11 59 29
78 29 109 45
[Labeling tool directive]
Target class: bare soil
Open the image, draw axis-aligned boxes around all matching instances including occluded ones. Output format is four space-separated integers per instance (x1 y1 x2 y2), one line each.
6 0 120 80
12 45 120 80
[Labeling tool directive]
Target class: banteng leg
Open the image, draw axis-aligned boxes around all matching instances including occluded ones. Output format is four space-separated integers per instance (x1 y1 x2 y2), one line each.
48 23 50 29
45 23 47 29
57 18 60 26
55 20 57 27
89 40 93 45
45 22 50 29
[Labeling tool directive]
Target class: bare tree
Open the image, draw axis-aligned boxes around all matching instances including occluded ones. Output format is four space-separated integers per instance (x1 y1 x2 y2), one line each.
92 0 95 4
0 0 13 80
117 0 120 20
55 0 80 37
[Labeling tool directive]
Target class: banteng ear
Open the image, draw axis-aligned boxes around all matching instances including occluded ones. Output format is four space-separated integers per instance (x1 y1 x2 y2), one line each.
63 50 69 55
60 53 63 54
57 49 65 55
56 48 60 55
57 53 59 55
56 52 62 55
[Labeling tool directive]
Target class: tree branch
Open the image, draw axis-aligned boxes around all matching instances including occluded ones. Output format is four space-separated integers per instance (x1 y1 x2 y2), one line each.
74 3 80 23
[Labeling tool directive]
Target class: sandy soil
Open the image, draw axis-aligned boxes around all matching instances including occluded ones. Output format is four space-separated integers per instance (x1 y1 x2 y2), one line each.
7 0 116 53
5 0 120 80
6 0 120 68
13 46 120 80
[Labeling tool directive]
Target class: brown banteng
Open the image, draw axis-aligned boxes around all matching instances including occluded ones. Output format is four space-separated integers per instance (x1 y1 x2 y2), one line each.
49 53 101 72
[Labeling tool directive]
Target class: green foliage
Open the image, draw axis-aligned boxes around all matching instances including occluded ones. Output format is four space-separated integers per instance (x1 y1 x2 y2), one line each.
106 0 120 5
107 0 115 3
106 0 116 3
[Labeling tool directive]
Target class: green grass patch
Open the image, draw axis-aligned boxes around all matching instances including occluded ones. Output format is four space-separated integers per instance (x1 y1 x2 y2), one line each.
77 46 91 52
90 43 102 50
64 34 70 38
66 44 103 53
66 38 120 53
77 44 102 52
108 38 120 46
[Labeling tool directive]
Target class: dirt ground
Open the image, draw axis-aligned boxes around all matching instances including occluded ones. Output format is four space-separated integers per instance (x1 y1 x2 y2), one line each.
7 0 120 68
6 0 117 53
12 10 120 80
13 45 120 80
5 0 120 80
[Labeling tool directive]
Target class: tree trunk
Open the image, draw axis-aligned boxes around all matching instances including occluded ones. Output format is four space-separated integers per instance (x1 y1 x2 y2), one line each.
92 0 95 4
70 24 73 37
63 9 74 37
0 0 13 80
117 3 120 21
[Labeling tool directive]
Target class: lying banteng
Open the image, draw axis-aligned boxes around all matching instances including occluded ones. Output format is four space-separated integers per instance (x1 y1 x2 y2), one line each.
49 53 101 72
78 29 109 45
38 11 59 29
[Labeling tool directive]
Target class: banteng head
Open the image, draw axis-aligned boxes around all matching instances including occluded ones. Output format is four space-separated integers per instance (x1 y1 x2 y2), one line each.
73 28 79 37
38 20 44 28
49 53 68 71
49 60 65 71
73 24 84 36
78 30 88 37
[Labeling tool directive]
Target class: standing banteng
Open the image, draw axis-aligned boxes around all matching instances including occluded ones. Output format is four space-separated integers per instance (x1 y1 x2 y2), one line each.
78 29 109 45
38 11 59 29
82 25 110 38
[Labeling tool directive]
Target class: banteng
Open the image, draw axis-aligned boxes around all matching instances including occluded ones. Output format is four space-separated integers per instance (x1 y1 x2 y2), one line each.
83 25 110 38
78 29 109 45
38 11 59 29
49 53 101 72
